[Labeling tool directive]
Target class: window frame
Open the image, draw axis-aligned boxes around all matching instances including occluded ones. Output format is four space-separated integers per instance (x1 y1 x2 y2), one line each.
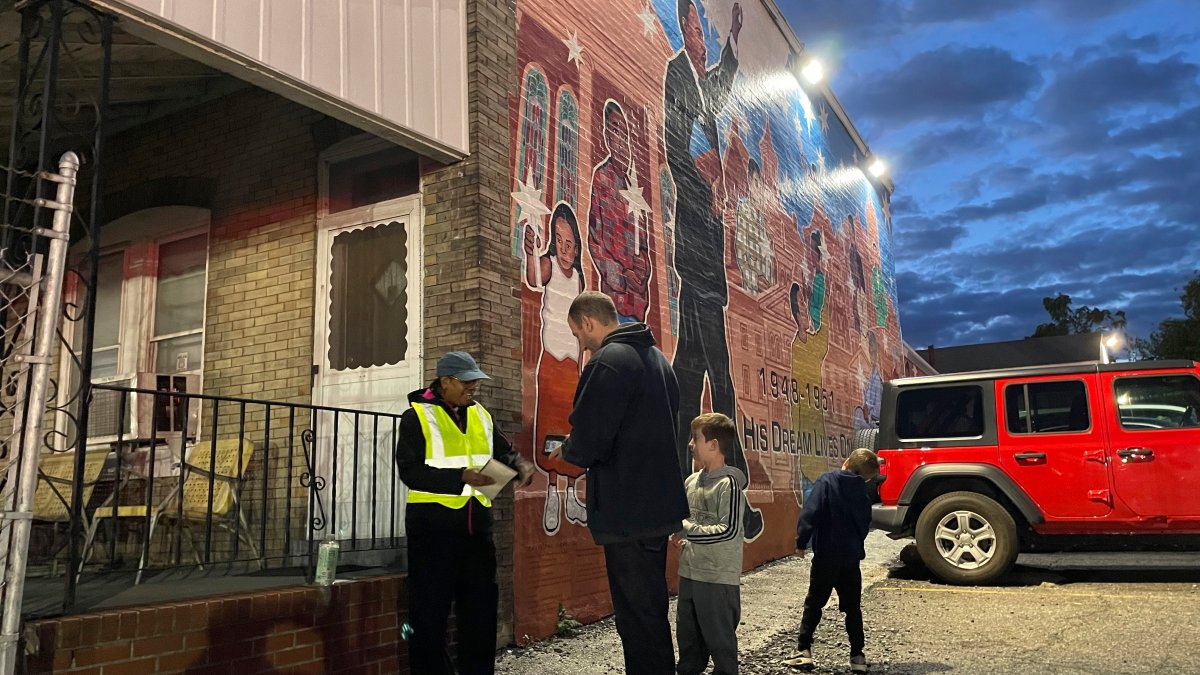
896 383 987 442
146 228 210 377
1003 378 1091 435
1112 373 1200 432
59 210 211 385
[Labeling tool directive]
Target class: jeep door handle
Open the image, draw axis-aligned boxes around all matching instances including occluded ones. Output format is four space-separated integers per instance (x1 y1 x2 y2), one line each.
1116 447 1154 460
1013 452 1046 461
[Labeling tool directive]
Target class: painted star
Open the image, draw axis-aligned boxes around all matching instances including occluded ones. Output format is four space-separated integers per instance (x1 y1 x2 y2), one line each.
800 95 816 128
563 31 584 68
621 172 652 254
638 4 657 37
814 149 826 172
793 116 808 150
511 168 550 223
819 105 830 134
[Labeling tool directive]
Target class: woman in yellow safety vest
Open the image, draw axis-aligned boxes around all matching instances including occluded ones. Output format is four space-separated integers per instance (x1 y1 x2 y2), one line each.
396 351 534 675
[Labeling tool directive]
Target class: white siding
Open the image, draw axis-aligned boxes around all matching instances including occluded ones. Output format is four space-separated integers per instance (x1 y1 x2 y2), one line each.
95 0 469 159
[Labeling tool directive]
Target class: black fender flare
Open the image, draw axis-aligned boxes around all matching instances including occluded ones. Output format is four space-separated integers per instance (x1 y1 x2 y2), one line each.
898 463 1044 526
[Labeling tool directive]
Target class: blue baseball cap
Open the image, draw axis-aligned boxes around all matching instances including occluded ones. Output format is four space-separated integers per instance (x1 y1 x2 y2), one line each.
436 351 490 381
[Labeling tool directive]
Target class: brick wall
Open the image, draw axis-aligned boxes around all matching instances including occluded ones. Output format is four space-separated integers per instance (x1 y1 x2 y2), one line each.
24 576 409 674
105 86 321 410
420 0 522 645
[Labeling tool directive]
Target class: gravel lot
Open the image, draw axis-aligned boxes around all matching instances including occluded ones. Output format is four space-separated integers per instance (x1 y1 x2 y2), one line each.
495 532 906 674
496 539 1200 675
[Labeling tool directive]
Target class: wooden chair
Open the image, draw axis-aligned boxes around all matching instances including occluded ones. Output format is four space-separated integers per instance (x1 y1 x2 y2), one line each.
83 437 259 583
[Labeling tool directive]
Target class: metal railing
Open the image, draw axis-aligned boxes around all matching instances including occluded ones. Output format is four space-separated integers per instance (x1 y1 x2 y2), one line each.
36 383 410 591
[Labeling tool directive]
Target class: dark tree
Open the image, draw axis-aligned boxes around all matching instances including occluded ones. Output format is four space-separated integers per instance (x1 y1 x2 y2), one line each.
1030 293 1128 338
1135 273 1200 361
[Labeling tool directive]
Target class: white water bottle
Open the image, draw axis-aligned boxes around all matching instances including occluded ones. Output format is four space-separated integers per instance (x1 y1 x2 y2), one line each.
315 538 340 586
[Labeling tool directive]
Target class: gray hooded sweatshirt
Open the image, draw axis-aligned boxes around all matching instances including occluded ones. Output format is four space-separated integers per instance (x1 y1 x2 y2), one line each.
678 465 747 586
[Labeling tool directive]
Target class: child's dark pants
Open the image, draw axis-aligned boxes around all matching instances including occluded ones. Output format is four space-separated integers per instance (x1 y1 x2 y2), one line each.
796 559 864 657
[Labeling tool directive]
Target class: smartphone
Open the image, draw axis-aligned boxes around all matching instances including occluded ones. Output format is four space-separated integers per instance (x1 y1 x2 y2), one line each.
543 435 567 455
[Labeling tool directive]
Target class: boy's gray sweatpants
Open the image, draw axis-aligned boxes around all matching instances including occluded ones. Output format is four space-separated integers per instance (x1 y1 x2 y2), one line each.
676 576 740 675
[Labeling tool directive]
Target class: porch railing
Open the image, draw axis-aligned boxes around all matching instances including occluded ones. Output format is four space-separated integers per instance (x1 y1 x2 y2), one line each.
27 383 408 606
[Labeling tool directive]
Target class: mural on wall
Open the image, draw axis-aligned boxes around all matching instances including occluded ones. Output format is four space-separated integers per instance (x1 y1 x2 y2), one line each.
510 0 905 642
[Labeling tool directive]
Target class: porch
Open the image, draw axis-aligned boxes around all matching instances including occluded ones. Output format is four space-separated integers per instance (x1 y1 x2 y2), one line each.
21 383 409 618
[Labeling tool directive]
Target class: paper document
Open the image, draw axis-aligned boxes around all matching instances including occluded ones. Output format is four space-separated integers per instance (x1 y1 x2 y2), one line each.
473 458 517 501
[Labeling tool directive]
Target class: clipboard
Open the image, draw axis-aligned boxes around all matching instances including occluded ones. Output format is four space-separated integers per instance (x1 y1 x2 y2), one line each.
472 458 517 501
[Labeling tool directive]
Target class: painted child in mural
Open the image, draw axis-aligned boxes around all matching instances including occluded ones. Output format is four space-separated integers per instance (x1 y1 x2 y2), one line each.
522 202 588 534
588 100 651 324
789 229 832 506
664 0 764 540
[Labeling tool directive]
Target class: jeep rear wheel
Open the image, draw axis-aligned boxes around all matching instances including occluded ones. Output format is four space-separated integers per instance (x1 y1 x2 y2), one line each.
915 491 1018 585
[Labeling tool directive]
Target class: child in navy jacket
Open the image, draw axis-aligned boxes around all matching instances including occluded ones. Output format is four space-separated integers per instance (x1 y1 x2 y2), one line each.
783 448 879 673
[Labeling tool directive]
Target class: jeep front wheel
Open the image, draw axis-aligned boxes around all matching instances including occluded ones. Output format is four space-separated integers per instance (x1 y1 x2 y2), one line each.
915 491 1018 585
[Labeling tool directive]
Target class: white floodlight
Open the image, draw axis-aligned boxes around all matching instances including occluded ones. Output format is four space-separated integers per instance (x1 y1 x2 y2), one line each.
801 59 825 85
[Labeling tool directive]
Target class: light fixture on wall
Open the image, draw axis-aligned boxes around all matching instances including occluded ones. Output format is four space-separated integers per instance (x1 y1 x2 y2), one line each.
868 157 888 178
801 58 825 85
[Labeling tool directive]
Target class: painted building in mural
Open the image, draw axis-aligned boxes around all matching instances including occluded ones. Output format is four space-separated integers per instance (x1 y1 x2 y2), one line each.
509 0 903 640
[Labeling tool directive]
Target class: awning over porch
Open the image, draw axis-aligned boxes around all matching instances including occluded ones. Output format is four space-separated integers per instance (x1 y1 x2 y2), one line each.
1 0 469 168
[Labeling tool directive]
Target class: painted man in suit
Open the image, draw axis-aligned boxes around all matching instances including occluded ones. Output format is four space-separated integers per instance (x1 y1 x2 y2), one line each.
663 0 764 539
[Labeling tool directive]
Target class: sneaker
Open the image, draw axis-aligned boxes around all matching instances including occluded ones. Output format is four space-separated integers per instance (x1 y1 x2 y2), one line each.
743 506 765 541
781 649 814 670
543 483 561 534
850 654 868 673
565 484 588 524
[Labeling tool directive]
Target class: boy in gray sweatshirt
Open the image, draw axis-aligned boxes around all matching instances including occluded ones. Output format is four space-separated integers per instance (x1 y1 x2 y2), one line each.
672 412 747 675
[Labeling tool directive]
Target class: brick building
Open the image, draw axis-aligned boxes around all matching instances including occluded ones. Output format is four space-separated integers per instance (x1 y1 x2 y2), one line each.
1 0 905 670
3 0 519 672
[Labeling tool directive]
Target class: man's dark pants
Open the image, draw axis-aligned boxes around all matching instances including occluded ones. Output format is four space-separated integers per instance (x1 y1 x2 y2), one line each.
603 536 675 674
407 530 499 675
796 558 864 657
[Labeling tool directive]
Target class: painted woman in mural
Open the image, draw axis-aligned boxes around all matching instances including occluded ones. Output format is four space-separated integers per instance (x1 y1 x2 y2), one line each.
663 0 764 539
523 202 588 534
790 229 832 506
588 100 651 323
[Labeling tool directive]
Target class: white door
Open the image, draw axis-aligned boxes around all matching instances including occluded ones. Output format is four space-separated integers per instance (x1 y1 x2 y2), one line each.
312 195 423 542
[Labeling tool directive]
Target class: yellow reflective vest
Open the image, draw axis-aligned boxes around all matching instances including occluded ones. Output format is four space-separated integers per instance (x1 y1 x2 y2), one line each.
407 401 495 509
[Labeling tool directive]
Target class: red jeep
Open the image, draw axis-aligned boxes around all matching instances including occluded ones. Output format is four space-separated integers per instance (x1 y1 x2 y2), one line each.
871 360 1200 584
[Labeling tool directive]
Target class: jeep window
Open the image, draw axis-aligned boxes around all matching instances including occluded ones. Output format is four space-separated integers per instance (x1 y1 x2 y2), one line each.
1114 375 1200 430
897 385 985 440
1005 380 1090 434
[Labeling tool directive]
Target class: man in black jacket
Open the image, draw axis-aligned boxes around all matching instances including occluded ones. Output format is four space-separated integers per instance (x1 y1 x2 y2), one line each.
395 351 534 675
553 291 688 674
